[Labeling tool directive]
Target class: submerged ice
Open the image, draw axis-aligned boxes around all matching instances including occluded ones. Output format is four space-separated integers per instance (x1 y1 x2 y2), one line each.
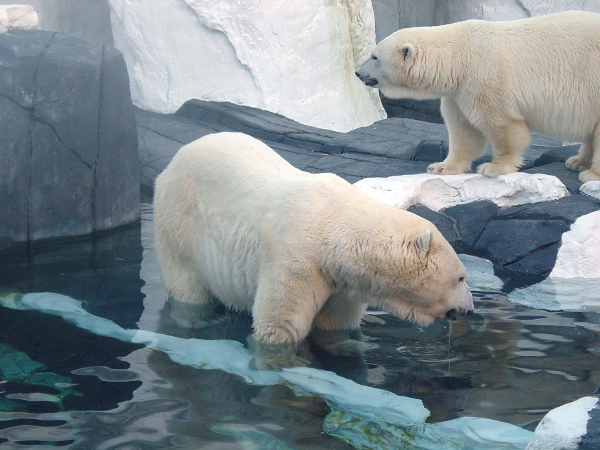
0 290 534 449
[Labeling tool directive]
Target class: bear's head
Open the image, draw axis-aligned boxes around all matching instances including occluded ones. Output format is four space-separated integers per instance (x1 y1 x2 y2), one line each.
355 26 454 100
365 228 474 327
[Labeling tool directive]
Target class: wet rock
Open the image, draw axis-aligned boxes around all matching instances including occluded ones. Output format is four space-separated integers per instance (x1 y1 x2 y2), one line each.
442 201 500 253
526 396 600 450
0 30 139 253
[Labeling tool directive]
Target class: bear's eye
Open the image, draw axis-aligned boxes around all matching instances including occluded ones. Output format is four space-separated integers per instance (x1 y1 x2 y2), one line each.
371 55 378 60
458 276 466 283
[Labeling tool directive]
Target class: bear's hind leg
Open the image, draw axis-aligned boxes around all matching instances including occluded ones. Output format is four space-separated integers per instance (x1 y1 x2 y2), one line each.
159 249 224 328
565 141 592 173
477 120 530 177
428 96 487 175
574 126 600 182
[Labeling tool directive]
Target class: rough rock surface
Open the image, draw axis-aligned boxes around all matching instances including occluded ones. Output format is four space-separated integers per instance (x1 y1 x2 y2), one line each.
138 98 599 278
0 30 139 253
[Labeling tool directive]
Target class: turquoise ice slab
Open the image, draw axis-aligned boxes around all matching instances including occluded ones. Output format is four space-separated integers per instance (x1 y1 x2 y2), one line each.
0 291 533 449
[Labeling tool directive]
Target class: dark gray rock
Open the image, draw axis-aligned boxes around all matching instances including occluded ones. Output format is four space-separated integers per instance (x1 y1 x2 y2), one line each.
407 205 459 246
496 195 600 224
0 30 139 253
0 97 31 251
579 398 600 450
95 45 140 231
533 144 579 166
442 201 500 253
381 96 444 124
474 219 569 276
524 162 583 194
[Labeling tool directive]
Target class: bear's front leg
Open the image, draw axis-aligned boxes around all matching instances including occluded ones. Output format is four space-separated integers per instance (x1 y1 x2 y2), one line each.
476 120 530 177
168 296 226 329
428 97 488 175
250 269 331 369
566 138 600 182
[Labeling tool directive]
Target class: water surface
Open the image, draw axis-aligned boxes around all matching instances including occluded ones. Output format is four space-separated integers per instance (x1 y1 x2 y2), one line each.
1 203 599 448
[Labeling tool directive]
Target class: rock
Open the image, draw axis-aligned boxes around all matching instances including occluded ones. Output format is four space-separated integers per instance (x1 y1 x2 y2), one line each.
381 97 444 123
442 201 500 252
581 181 600 200
406 205 459 245
526 396 600 450
474 219 567 276
7 0 113 45
354 172 569 212
107 0 385 132
550 211 600 278
0 30 139 253
525 161 583 194
0 5 38 33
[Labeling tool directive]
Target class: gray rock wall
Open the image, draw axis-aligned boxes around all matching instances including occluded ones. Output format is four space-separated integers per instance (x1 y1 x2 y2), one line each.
0 30 139 253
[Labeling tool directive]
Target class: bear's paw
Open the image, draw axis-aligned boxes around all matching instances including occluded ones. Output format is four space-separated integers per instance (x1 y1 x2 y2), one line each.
566 155 590 172
476 162 518 178
579 169 600 182
427 161 470 175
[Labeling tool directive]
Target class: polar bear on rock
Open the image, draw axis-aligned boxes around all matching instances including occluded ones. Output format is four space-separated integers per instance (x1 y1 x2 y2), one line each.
154 133 473 365
356 11 600 182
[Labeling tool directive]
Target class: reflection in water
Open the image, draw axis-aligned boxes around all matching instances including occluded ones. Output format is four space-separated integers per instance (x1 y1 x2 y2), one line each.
0 203 599 447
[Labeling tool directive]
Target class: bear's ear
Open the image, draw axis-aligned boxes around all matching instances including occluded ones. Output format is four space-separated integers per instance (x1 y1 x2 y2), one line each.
399 43 414 60
415 230 432 256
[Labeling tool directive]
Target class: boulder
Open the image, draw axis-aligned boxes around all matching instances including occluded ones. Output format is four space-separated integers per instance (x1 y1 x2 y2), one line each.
0 30 139 253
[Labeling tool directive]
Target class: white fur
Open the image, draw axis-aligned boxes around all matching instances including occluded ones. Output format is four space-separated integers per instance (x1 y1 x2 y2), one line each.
356 11 600 182
154 132 473 344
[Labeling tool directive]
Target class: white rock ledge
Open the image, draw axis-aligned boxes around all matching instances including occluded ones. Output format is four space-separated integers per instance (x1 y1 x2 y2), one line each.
0 5 38 33
354 172 569 212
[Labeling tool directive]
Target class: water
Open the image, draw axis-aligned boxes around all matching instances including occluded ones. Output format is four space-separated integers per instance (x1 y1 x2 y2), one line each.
1 203 599 448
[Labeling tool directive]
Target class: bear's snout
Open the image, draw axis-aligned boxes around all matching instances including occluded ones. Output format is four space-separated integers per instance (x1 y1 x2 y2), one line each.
355 70 378 87
445 308 473 321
